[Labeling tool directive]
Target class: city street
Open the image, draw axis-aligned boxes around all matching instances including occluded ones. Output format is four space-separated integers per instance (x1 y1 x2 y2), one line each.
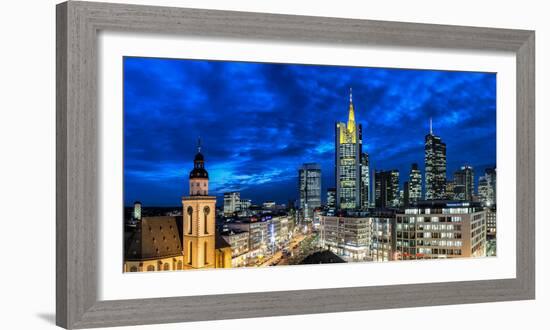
259 233 310 267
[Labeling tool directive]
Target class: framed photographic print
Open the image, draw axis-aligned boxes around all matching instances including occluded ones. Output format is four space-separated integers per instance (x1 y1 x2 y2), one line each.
56 1 535 328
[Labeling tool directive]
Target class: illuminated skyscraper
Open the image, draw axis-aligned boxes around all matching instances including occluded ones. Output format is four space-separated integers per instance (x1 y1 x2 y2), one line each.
133 201 142 220
299 163 322 220
445 180 455 200
403 181 410 207
335 88 363 210
478 167 497 206
327 188 336 212
424 119 447 200
374 170 399 208
360 152 370 209
408 163 422 204
453 165 475 201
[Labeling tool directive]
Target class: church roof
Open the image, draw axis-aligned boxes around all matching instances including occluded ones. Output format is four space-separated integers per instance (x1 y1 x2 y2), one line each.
189 167 208 179
125 215 231 261
124 216 184 261
189 150 209 179
215 235 231 249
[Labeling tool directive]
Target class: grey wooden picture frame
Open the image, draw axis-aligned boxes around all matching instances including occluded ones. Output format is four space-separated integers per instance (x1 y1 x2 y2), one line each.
56 1 535 329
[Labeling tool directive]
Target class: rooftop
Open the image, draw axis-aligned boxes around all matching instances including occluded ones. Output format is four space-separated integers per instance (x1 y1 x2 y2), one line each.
124 216 183 261
300 251 346 265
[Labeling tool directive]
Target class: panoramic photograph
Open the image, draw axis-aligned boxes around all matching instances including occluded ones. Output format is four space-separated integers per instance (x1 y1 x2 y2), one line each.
122 56 497 273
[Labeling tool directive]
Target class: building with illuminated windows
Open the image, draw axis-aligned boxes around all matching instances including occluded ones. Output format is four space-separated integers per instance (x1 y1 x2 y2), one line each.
224 213 292 265
299 163 322 220
221 229 250 267
320 214 371 261
223 191 241 215
425 119 447 200
326 188 336 214
374 170 399 208
335 88 363 210
319 210 395 262
370 213 396 262
453 165 475 201
485 206 497 236
445 180 456 200
395 201 486 260
408 163 422 204
478 167 497 206
360 152 370 209
133 201 142 220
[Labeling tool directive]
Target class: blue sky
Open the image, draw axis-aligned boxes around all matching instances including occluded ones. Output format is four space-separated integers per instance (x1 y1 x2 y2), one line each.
123 57 496 206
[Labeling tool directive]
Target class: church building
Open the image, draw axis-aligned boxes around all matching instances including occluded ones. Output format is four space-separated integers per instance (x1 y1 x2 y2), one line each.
124 141 232 272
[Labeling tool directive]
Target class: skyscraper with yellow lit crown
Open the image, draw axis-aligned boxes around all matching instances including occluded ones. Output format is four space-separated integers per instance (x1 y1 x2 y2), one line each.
335 88 364 209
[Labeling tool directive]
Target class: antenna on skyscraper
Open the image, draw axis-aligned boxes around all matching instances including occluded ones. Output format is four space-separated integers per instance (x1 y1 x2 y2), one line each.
429 117 433 134
349 87 353 103
197 136 202 153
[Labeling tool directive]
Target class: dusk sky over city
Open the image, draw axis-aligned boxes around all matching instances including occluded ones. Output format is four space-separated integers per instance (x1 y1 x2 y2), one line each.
123 56 496 207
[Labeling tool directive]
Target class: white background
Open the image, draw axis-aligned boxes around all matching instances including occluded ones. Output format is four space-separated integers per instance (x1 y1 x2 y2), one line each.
0 0 547 329
99 32 517 300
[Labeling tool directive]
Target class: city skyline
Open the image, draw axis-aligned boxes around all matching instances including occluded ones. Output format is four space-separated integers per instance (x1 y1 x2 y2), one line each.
124 57 496 206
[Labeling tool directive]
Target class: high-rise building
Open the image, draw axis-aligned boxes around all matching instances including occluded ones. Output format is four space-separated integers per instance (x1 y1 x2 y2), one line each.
424 119 447 200
299 163 322 220
478 167 496 206
453 165 475 201
403 181 410 207
360 152 370 209
133 201 142 220
486 206 497 237
408 163 422 204
223 191 241 216
445 180 455 200
327 188 336 212
335 88 362 210
374 170 399 208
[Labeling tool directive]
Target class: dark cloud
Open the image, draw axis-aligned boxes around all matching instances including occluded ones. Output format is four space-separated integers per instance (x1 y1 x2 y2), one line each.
123 57 496 206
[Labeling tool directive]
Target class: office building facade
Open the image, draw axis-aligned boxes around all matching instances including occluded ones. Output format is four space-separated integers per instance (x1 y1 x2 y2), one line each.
425 120 447 200
371 215 396 262
299 163 322 220
395 201 486 260
327 188 336 213
335 89 363 210
478 167 497 206
408 163 422 204
374 170 399 208
223 192 241 216
320 215 371 261
453 165 475 201
360 152 370 209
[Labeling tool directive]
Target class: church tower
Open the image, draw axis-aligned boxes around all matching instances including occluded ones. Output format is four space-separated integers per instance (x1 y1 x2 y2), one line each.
182 140 217 269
